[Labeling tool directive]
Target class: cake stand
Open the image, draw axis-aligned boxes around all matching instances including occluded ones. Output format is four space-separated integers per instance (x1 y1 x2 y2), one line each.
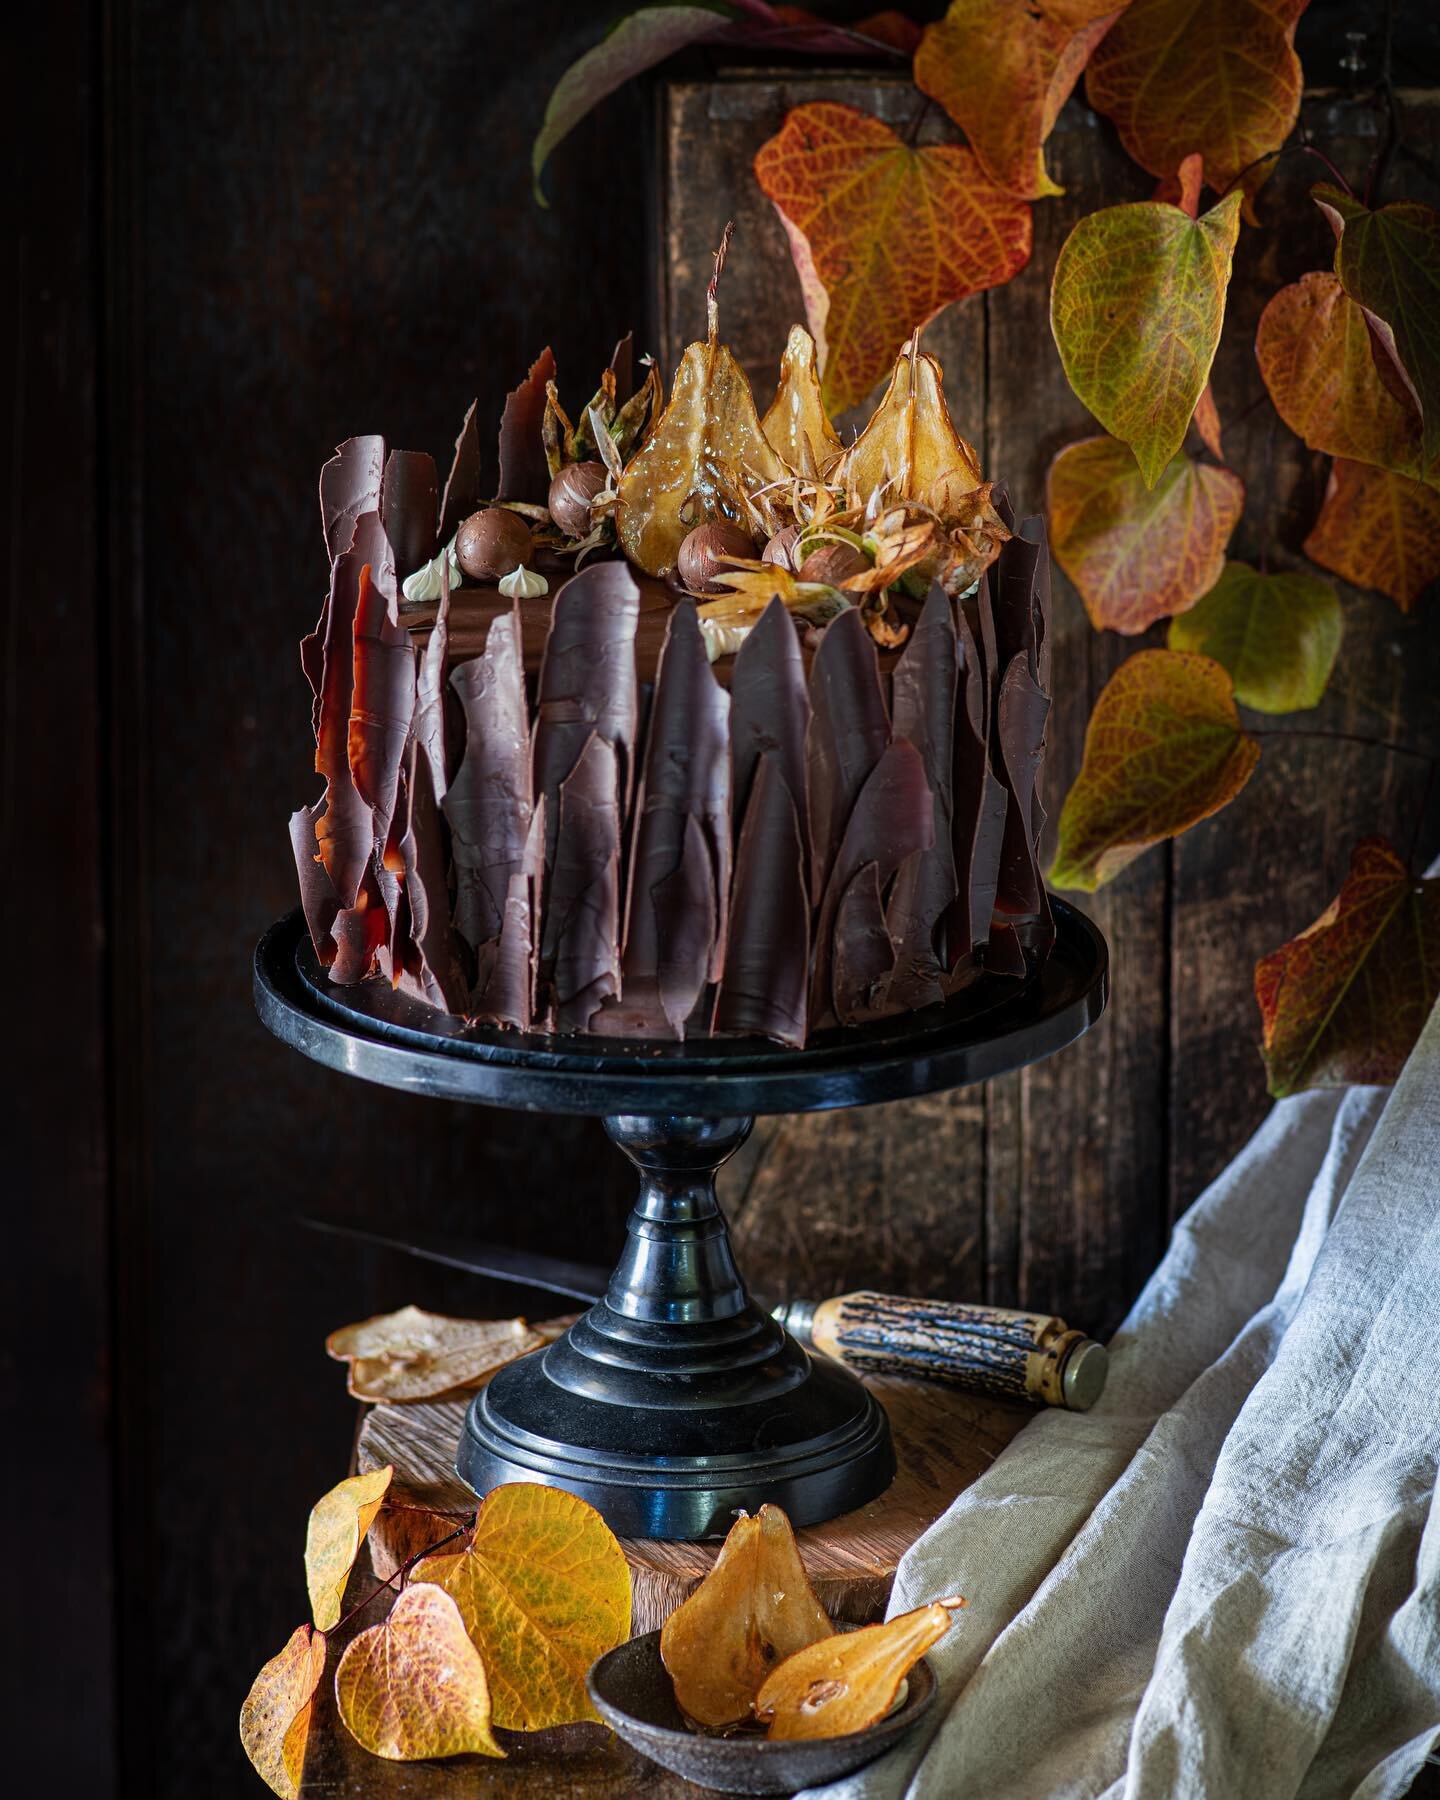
255 902 1107 1540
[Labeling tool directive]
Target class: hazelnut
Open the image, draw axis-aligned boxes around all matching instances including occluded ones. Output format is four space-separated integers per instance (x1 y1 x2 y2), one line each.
762 524 802 571
798 541 869 588
547 460 607 539
456 507 531 582
676 519 756 594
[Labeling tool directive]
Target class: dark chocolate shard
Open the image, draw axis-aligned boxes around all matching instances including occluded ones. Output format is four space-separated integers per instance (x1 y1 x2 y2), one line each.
329 868 390 985
320 434 385 563
546 733 623 1032
446 606 532 956
414 556 451 805
388 741 468 1013
301 593 328 745
811 738 933 1027
381 449 439 597
713 754 809 1047
438 400 482 547
730 595 809 838
609 331 635 406
885 586 958 1010
497 346 557 503
994 651 1050 922
833 861 896 1025
349 562 417 858
654 814 718 1036
806 605 890 898
946 596 1007 965
289 802 339 965
985 920 1028 980
990 503 1043 685
472 800 545 1031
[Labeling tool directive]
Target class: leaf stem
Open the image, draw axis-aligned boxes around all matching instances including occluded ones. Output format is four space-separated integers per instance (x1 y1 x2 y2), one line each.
1251 726 1433 762
331 1517 473 1636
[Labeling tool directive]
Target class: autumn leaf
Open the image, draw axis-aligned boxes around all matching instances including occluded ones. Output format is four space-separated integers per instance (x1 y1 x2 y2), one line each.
1193 382 1224 459
1051 189 1242 487
240 1624 327 1799
305 1465 393 1632
1166 562 1342 713
1255 272 1426 482
1303 459 1440 613
914 0 1123 200
1256 839 1440 1097
335 1582 504 1761
1047 435 1244 633
1086 0 1303 200
325 1306 543 1403
1049 650 1259 891
414 1482 632 1730
754 102 1032 413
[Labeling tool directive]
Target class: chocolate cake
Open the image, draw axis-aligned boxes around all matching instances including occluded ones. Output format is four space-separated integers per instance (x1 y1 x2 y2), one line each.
289 272 1055 1047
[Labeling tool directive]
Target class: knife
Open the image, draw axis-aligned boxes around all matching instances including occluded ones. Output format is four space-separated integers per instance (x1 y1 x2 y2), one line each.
300 1216 1109 1411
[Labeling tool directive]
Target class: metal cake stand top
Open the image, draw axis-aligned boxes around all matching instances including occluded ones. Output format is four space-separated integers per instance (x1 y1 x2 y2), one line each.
254 900 1108 1117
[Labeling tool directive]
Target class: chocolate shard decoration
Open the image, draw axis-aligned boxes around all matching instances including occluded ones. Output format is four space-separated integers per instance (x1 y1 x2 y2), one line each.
472 800 545 1031
438 400 482 547
994 651 1050 925
388 741 468 1013
654 814 718 1036
349 563 417 859
445 606 531 957
986 920 1028 980
546 733 623 1032
497 346 557 503
713 753 809 1047
610 331 635 407
885 586 959 1010
320 434 385 563
730 595 809 837
833 861 896 1025
329 864 391 985
944 587 1008 968
289 802 339 965
381 449 439 599
811 738 933 1027
414 557 451 806
301 592 328 745
806 606 890 899
989 498 1053 852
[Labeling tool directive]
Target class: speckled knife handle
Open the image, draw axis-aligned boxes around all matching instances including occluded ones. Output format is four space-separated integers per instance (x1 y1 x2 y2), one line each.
776 1292 1107 1409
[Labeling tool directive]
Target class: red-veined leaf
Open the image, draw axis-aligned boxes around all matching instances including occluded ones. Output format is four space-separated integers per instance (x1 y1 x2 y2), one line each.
1303 459 1440 613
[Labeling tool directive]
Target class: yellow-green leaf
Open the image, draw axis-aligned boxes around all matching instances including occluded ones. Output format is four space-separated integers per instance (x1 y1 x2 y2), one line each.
1047 435 1244 633
414 1482 632 1730
1050 650 1259 891
1166 562 1342 713
239 1624 327 1799
335 1582 504 1761
304 1465 392 1631
1051 190 1242 487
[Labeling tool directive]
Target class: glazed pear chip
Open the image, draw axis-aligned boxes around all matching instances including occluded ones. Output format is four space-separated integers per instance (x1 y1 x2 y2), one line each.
762 324 842 475
325 1305 543 1402
756 1597 965 1740
660 1503 834 1727
837 338 983 517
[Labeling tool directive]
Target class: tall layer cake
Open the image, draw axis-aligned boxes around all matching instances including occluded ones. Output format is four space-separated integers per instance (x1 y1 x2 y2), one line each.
290 293 1055 1048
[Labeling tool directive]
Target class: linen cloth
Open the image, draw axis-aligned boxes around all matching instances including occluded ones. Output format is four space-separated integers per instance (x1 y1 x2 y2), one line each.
814 994 1440 1800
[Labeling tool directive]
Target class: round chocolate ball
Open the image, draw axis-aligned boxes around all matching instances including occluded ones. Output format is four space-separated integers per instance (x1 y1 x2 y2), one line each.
547 460 608 539
456 507 531 581
675 520 756 595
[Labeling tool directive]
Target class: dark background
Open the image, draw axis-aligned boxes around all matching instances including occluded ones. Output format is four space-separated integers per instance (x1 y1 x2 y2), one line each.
8 2 1439 1794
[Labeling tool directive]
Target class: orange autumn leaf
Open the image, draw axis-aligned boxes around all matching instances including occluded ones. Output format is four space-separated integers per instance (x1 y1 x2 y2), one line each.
1255 838 1440 1098
335 1582 504 1761
1255 272 1426 481
304 1465 393 1631
414 1482 632 1731
1193 382 1224 459
239 1624 327 1799
1049 650 1259 891
754 102 1032 413
1303 459 1440 613
1047 435 1244 633
1086 0 1304 200
915 0 1123 200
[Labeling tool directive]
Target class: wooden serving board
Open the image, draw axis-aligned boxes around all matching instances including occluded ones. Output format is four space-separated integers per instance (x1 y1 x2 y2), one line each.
356 1377 1030 1634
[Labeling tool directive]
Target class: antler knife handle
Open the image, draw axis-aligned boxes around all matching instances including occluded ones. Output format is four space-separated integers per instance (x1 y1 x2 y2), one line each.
775 1292 1109 1411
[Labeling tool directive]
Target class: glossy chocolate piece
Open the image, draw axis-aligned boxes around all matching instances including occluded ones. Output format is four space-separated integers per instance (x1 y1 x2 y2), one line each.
806 607 890 900
547 734 623 1032
496 345 556 503
438 399 482 547
713 753 809 1047
319 433 384 563
380 449 439 596
349 557 416 855
729 594 809 834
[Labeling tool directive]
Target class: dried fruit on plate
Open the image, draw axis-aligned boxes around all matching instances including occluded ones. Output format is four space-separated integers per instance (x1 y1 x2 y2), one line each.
659 1503 834 1727
325 1305 543 1402
756 1596 965 1740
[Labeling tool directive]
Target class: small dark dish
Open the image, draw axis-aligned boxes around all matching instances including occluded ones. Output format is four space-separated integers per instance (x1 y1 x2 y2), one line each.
586 1628 938 1796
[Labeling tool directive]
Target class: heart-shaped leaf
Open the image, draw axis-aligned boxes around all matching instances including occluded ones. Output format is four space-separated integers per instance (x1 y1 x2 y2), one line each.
335 1582 504 1761
1048 435 1244 633
324 1306 542 1403
1255 272 1426 481
414 1482 631 1730
1086 0 1304 200
914 0 1122 200
1256 838 1440 1097
239 1625 327 1799
1166 562 1342 713
754 101 1032 413
304 1466 393 1632
1051 190 1242 486
1303 459 1440 613
1050 650 1259 891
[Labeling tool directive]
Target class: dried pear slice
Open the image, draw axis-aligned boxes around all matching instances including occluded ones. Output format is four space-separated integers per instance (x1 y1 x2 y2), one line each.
757 1596 965 1741
763 325 843 475
659 1504 833 1727
837 338 984 521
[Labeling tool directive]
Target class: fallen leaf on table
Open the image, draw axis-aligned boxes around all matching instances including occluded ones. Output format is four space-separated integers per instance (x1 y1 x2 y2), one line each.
1166 562 1342 713
239 1623 327 1799
1256 839 1440 1098
757 1596 965 1740
335 1582 504 1761
304 1465 393 1632
414 1481 631 1730
325 1305 543 1402
1302 459 1440 612
661 1503 833 1727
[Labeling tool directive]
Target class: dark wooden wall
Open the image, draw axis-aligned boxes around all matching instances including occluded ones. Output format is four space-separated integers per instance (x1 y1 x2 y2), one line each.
7 3 1437 1794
